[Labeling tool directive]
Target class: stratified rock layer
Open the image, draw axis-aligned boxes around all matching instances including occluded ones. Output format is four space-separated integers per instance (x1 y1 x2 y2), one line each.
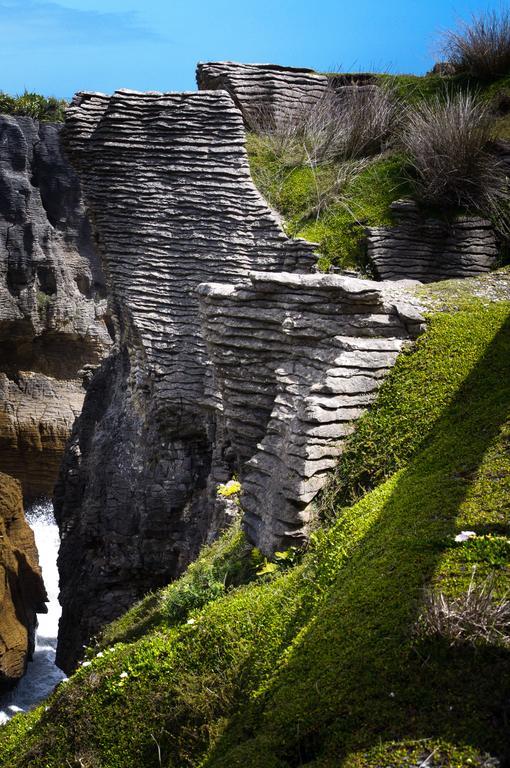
55 89 314 672
0 115 111 499
0 473 47 690
198 272 422 552
196 62 329 125
367 200 498 282
196 62 377 127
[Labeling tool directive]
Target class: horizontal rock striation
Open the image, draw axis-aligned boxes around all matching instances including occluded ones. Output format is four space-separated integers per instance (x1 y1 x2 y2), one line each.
55 88 315 672
196 62 329 126
198 272 423 553
196 62 377 127
367 200 498 283
0 473 47 690
0 115 111 499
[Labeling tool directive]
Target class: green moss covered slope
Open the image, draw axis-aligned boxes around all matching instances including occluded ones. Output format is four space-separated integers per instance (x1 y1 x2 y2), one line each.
1 296 509 768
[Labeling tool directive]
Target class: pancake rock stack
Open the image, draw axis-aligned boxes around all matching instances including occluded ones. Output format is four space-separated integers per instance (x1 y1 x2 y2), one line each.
367 200 498 282
55 88 314 672
0 115 111 499
196 61 376 128
0 473 47 691
198 272 422 552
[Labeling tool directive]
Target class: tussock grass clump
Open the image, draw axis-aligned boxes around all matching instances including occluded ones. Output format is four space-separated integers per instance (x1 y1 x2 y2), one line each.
247 83 402 169
441 9 510 80
419 569 510 648
402 92 509 231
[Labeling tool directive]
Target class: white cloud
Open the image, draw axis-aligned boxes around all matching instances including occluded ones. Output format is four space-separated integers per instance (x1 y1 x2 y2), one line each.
0 0 162 48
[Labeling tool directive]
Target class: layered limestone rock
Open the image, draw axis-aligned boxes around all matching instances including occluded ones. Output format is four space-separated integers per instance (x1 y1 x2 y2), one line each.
0 473 47 690
198 272 422 552
196 61 376 126
196 62 329 125
367 200 498 282
55 88 314 672
0 115 111 499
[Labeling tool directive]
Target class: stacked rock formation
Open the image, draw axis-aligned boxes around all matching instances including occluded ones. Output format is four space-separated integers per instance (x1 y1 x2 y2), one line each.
198 272 422 552
196 62 376 127
0 473 47 690
196 62 329 126
0 115 111 499
55 88 314 672
367 200 498 282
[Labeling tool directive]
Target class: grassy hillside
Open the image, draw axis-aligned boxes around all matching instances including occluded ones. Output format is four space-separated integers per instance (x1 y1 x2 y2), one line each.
246 71 510 273
1 288 508 768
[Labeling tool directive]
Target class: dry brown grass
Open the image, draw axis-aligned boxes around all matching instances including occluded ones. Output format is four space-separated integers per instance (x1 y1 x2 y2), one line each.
418 569 510 648
401 91 509 232
441 9 510 80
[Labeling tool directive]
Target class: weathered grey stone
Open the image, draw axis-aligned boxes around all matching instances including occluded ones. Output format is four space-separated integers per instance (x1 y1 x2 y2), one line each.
367 199 498 282
0 115 111 499
196 61 377 127
54 88 315 673
198 271 422 554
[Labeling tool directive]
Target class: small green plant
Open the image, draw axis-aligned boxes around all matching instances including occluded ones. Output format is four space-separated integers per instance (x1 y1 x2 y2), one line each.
256 546 300 576
217 479 241 497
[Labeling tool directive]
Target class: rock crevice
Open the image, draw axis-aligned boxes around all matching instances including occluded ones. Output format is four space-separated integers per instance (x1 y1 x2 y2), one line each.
54 88 315 672
0 114 111 500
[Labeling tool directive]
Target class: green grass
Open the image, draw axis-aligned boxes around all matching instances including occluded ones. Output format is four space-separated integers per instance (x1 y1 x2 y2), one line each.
0 91 67 122
247 141 412 271
246 70 510 271
1 299 509 767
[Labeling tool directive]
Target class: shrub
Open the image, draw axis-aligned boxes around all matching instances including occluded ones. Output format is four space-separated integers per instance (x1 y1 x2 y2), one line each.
0 91 67 122
401 91 509 230
246 82 402 168
441 9 510 80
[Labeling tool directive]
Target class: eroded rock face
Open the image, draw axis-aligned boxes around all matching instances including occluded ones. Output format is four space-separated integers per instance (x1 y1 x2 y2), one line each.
196 62 377 128
0 473 47 690
198 272 422 552
367 200 498 282
0 115 111 499
55 89 314 672
196 62 329 126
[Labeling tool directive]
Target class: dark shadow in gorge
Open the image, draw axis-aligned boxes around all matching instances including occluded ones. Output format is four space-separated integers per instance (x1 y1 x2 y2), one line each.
201 312 510 767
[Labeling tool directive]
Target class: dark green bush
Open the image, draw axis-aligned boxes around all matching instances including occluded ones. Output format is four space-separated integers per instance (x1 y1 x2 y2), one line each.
0 91 67 122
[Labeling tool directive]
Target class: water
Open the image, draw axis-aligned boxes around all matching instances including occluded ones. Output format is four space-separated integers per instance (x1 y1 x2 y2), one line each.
0 501 66 724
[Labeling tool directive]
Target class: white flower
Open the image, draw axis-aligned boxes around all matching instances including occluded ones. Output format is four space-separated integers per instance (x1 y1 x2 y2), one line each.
454 530 477 543
96 651 104 658
120 671 129 679
187 618 196 625
81 661 92 667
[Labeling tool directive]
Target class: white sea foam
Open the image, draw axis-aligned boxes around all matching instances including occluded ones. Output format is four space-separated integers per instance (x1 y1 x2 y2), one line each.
0 501 66 724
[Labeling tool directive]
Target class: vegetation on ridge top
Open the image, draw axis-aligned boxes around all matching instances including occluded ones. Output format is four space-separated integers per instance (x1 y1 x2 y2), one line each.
0 91 67 122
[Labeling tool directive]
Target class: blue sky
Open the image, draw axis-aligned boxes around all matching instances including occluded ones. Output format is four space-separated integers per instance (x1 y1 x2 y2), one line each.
0 0 506 98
